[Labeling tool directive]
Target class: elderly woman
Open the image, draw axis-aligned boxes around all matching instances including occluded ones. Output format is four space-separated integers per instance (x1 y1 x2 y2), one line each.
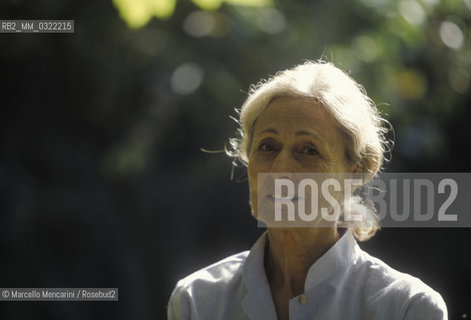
167 61 447 320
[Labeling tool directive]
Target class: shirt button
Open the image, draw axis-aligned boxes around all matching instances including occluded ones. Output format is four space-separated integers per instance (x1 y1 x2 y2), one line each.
298 295 307 304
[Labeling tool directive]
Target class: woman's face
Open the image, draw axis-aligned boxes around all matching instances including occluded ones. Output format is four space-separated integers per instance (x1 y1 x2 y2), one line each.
247 96 354 221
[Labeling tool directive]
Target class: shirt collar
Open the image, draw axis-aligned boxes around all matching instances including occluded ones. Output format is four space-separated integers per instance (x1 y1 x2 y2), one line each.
243 229 359 293
304 228 359 291
241 229 359 319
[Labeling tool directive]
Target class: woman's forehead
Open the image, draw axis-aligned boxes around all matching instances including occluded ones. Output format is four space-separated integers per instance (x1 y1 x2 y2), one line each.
253 96 335 136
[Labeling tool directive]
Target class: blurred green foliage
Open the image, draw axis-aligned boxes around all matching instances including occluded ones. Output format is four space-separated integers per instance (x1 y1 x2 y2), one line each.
108 0 470 175
113 0 272 27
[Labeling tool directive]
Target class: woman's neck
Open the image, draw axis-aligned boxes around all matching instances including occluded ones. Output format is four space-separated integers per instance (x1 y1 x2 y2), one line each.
265 227 339 297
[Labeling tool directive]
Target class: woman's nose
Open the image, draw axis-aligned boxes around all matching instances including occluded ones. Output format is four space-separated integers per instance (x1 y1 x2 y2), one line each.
270 150 294 173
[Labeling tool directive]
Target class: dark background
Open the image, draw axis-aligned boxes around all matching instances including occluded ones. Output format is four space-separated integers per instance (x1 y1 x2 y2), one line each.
1 0 470 319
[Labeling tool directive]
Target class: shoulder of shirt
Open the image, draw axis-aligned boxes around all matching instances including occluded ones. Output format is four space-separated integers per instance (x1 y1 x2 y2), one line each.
168 251 251 319
174 250 250 291
355 248 447 315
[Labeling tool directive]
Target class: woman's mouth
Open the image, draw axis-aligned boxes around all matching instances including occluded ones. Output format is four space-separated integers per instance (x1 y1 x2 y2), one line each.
265 194 304 202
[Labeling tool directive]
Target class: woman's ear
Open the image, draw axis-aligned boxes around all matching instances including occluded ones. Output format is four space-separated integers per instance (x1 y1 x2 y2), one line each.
350 162 361 174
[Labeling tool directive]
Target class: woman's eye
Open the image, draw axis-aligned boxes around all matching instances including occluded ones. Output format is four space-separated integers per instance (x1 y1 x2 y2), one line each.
301 145 318 155
259 142 276 152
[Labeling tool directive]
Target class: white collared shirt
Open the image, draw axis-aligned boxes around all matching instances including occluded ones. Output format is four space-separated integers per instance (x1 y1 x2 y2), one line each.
168 230 447 320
